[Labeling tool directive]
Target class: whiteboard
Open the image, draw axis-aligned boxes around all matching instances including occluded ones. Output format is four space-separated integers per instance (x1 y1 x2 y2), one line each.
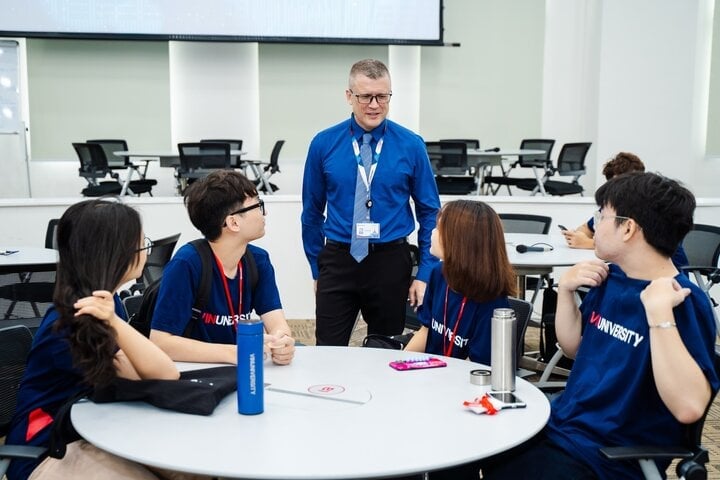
0 0 443 44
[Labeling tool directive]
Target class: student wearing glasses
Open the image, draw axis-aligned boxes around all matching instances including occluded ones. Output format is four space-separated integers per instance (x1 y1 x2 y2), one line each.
6 199 180 480
150 170 295 365
482 173 718 480
301 58 440 346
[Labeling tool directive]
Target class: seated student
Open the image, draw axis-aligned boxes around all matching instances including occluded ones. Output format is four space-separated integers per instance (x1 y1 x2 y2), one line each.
561 151 689 268
483 172 719 480
6 199 180 480
405 200 516 364
150 170 295 365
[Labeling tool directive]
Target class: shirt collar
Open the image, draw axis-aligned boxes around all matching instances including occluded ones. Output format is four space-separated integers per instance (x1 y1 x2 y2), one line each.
350 114 386 142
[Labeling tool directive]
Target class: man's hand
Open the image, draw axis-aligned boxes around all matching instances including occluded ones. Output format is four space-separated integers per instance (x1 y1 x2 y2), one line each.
558 259 609 292
264 333 296 365
641 277 690 316
408 279 427 308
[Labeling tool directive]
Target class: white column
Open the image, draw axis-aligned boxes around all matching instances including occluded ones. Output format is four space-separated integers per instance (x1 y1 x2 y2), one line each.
388 45 421 133
168 42 261 157
542 0 603 189
543 0 715 194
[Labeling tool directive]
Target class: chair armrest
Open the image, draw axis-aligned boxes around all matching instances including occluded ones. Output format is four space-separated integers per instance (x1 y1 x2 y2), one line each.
600 445 694 461
0 444 47 460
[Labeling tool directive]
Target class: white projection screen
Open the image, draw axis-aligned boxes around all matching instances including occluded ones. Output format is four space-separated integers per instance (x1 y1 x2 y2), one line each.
0 0 443 45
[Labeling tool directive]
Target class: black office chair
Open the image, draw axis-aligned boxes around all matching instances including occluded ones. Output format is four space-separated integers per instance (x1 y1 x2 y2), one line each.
499 213 552 235
246 140 284 194
86 139 157 196
499 213 553 305
133 233 181 293
0 219 57 326
73 142 123 197
439 139 480 150
682 223 720 305
177 142 232 193
600 352 720 480
426 141 475 195
484 139 556 195
201 139 243 168
517 142 592 196
0 325 46 477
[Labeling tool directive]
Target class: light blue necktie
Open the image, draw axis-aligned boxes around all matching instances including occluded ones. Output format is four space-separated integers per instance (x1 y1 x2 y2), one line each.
350 133 373 262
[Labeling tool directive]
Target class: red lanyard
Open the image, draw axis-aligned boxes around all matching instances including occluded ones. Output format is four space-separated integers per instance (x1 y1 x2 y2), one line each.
214 254 243 330
442 285 467 357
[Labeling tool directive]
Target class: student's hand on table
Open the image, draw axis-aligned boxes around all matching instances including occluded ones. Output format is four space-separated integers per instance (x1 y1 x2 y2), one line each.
641 277 690 314
408 279 427 309
562 229 594 249
558 260 609 292
264 332 296 365
74 290 121 324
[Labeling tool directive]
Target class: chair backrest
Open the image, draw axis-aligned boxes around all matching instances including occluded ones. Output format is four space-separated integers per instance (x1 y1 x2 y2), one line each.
508 297 533 363
177 142 231 171
267 140 285 173
499 213 552 234
0 325 33 437
518 139 555 167
73 142 112 177
425 141 469 174
122 294 144 325
201 139 243 168
556 142 592 176
439 139 480 150
140 233 181 286
682 224 720 270
86 139 130 169
45 218 60 250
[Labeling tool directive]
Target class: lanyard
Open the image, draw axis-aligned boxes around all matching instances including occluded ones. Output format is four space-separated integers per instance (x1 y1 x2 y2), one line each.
442 285 467 358
349 121 387 192
351 136 384 190
213 254 243 330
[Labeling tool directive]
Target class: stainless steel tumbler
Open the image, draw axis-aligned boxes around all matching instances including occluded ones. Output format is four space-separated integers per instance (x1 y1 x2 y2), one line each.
491 307 517 392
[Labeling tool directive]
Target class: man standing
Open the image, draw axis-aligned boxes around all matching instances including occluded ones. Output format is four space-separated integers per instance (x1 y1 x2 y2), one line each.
302 58 440 346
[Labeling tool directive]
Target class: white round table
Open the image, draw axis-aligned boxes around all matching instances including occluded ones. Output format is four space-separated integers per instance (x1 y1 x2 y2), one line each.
72 346 550 479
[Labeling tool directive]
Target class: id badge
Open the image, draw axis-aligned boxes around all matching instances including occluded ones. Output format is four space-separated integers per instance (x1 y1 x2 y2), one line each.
356 222 380 239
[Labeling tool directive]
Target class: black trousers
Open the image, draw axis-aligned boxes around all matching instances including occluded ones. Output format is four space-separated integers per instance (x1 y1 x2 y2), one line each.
315 240 412 346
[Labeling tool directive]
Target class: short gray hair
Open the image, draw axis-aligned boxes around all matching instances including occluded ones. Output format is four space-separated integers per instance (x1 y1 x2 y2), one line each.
349 59 390 88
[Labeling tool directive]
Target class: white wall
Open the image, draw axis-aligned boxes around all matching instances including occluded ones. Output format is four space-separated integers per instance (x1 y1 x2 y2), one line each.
3 196 720 320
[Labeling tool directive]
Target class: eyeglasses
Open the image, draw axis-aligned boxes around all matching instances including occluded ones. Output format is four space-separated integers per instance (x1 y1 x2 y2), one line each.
593 210 631 226
349 89 392 105
136 236 153 256
229 199 266 217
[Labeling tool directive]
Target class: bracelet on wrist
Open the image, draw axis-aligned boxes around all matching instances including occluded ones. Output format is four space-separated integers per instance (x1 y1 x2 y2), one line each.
648 321 677 329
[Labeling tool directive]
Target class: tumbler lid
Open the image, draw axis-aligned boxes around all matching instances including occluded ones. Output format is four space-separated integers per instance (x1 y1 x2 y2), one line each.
492 308 516 319
236 318 264 334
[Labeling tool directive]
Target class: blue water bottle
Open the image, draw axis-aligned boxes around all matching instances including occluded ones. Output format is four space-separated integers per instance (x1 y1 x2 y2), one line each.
236 319 264 415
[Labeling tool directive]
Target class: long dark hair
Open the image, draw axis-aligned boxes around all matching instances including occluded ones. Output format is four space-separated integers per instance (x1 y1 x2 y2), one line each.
439 200 517 302
53 199 143 386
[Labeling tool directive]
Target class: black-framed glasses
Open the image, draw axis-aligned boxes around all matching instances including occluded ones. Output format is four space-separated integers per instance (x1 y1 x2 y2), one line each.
349 89 392 105
230 199 266 217
136 236 153 255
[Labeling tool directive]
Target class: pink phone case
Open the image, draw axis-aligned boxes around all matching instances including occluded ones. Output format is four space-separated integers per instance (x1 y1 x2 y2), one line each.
389 357 447 371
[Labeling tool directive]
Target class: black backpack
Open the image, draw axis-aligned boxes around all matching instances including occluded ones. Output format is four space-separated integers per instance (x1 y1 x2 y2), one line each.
130 239 258 337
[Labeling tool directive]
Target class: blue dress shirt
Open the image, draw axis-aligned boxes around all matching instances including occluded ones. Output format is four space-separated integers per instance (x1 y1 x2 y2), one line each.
301 115 440 281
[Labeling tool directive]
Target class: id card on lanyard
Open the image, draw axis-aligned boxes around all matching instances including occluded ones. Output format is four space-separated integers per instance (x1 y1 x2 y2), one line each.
350 127 385 239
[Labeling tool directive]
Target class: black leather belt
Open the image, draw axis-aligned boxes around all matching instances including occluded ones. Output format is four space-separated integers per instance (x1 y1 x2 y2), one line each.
326 238 407 252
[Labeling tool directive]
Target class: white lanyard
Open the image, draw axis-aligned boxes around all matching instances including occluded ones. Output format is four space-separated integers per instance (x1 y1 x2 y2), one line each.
351 136 384 191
